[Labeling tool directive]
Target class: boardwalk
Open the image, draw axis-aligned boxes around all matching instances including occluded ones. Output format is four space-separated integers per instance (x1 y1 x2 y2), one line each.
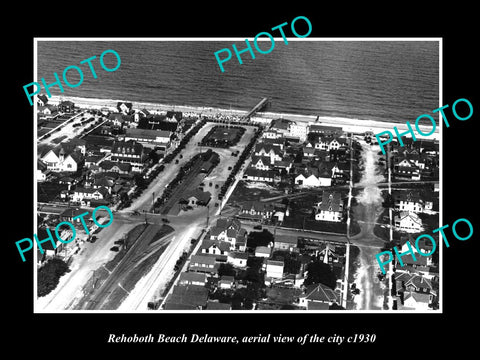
245 97 269 119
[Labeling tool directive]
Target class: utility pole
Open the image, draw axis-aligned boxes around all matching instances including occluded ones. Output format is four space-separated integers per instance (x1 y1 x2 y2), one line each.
206 205 210 228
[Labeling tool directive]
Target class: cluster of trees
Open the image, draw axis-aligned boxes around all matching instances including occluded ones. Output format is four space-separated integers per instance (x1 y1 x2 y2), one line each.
206 117 258 127
38 258 70 297
154 151 217 209
211 256 266 310
199 126 246 148
163 119 207 164
117 163 166 210
304 261 337 290
173 251 189 271
218 128 262 199
271 251 302 275
246 229 274 250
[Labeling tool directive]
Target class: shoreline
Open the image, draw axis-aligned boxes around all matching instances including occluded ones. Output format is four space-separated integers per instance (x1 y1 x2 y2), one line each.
47 95 440 140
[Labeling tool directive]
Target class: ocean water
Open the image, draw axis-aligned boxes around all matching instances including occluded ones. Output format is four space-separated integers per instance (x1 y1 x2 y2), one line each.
36 40 439 123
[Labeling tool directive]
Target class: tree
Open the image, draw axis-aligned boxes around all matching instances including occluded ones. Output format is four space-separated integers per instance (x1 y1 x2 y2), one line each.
304 261 337 289
218 263 236 277
148 149 160 164
37 258 70 297
247 229 274 249
133 173 147 189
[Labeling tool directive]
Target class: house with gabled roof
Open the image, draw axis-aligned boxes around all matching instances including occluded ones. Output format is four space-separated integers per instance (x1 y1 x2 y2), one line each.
254 143 283 162
274 236 298 252
250 155 273 170
270 118 292 136
318 243 340 264
261 137 286 150
227 251 248 268
200 240 231 259
298 282 339 309
40 146 83 173
394 165 421 181
99 160 131 174
244 168 275 183
238 201 274 221
180 189 211 207
295 166 332 187
209 218 247 250
189 254 217 274
72 186 109 204
314 191 343 222
394 211 423 233
111 140 144 172
164 284 208 310
218 275 235 290
178 272 208 287
394 191 426 213
401 291 431 310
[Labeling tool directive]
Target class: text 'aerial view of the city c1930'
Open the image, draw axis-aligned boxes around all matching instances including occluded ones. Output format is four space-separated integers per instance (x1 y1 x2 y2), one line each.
33 39 440 313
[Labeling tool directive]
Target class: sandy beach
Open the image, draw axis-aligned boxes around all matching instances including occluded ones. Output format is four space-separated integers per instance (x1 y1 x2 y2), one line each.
47 95 440 141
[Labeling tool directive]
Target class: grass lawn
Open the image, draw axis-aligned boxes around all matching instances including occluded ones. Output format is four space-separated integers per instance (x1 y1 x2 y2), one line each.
37 182 68 203
51 135 68 144
227 180 283 206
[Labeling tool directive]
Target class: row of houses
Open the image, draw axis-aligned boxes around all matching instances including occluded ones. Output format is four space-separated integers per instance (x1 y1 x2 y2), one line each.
164 216 344 310
243 119 351 187
391 239 439 310
264 118 342 142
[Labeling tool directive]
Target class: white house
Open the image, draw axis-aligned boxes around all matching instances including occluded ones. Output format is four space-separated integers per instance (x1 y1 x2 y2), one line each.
314 191 343 222
255 246 272 258
295 168 332 187
178 272 207 286
200 240 231 256
218 276 235 290
40 147 82 172
250 155 272 170
227 252 248 268
327 137 347 151
254 144 283 162
394 211 423 233
188 254 217 274
210 218 247 250
72 186 109 203
401 291 431 311
265 260 284 280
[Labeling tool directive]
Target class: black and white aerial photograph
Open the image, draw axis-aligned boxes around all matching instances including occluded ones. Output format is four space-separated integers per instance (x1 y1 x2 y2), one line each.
32 38 442 312
7 7 478 355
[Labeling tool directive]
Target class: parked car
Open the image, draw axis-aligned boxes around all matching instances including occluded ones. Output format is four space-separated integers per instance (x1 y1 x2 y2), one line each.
110 246 119 252
90 236 97 243
253 225 263 230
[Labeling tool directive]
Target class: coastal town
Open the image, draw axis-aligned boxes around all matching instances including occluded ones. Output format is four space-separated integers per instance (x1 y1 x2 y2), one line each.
35 95 440 312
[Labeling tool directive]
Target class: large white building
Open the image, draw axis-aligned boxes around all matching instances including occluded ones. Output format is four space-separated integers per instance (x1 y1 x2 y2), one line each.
394 211 423 233
289 123 308 141
40 147 82 173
